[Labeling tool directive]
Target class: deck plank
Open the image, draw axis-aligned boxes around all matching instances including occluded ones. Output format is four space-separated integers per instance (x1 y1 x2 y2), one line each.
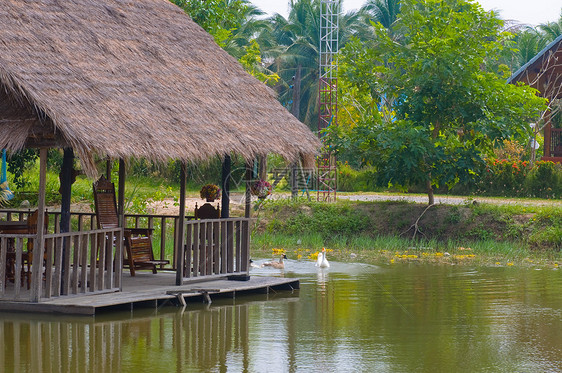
0 272 299 315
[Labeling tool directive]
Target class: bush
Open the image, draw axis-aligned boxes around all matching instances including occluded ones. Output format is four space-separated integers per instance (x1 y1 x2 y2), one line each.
265 201 371 238
337 163 377 192
526 161 561 198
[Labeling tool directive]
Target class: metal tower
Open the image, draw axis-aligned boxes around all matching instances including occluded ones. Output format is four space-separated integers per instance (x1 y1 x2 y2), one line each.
317 0 339 201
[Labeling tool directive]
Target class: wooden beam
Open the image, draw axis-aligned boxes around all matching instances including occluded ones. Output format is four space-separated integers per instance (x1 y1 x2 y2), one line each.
221 155 231 218
117 159 125 228
59 148 74 234
176 162 187 286
544 112 552 158
31 148 48 302
245 161 252 218
106 158 112 181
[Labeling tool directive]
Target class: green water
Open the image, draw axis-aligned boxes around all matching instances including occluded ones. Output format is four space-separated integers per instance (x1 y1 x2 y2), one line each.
1 261 562 372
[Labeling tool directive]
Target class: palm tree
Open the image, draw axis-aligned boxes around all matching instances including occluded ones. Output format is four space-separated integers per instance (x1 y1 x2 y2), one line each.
362 0 401 30
507 11 562 71
511 28 549 69
261 0 368 129
537 10 562 42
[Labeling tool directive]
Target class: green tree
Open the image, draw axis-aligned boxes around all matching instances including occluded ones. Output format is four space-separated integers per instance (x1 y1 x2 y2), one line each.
171 0 260 41
329 0 547 204
172 0 278 83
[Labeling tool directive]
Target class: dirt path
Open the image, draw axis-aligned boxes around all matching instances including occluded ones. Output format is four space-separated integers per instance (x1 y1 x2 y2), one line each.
60 192 559 215
338 193 561 207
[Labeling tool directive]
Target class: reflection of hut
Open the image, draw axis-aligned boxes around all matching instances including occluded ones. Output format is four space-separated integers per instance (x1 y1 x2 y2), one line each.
0 0 319 303
508 34 562 162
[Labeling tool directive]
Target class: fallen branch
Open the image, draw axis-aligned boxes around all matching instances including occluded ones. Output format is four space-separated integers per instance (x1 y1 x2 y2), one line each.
400 203 435 240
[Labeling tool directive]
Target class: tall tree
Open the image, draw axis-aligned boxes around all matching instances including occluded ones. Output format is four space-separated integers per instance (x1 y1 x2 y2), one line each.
362 0 401 29
262 0 369 129
328 0 547 204
537 10 562 42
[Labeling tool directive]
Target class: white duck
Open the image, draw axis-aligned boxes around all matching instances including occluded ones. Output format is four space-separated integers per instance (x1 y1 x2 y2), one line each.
316 251 324 267
316 248 330 268
262 254 287 269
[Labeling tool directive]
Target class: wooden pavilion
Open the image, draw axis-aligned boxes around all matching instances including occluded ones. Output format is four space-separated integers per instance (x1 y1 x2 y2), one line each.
0 0 320 306
509 33 562 162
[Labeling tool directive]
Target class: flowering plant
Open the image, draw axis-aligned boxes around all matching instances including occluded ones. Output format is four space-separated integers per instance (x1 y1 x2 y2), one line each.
200 184 221 201
250 179 272 199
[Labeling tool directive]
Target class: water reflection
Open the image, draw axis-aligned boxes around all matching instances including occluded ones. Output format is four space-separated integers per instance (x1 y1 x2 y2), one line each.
1 263 562 372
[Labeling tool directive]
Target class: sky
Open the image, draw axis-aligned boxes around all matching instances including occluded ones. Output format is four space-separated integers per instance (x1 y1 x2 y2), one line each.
249 0 562 26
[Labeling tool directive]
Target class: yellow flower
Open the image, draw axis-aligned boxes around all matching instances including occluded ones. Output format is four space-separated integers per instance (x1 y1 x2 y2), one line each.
507 262 514 266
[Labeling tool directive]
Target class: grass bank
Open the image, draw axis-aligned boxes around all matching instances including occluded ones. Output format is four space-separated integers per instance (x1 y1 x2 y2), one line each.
250 198 562 268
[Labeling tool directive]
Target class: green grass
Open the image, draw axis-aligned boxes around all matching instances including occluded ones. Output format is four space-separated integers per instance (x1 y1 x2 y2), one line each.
251 232 562 268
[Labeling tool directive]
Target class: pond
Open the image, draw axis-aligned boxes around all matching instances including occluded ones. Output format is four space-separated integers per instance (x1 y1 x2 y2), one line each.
2 259 562 372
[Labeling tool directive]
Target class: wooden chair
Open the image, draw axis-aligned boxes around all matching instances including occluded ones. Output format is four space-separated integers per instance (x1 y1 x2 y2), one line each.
194 202 220 220
93 175 169 276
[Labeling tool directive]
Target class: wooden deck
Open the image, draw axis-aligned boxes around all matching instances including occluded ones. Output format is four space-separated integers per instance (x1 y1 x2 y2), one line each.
0 272 299 315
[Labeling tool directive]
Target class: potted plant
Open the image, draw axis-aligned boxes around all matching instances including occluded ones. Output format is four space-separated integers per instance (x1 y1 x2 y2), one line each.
250 179 272 200
200 184 221 202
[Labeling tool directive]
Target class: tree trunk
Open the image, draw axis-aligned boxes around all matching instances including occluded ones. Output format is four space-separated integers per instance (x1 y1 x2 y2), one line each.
426 178 434 205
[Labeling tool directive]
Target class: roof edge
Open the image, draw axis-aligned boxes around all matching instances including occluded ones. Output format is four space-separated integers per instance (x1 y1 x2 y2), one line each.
508 33 562 84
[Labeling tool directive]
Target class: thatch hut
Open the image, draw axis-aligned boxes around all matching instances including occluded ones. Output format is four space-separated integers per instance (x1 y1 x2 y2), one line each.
0 0 320 302
509 34 562 162
0 0 319 173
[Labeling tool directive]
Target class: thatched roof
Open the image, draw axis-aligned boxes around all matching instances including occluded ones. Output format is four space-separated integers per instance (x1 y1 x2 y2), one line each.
508 33 562 100
0 0 320 176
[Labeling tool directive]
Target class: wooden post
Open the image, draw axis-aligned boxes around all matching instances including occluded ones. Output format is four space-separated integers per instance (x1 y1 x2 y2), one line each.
290 162 298 198
117 159 125 228
176 162 187 286
31 148 48 302
544 111 552 159
244 161 252 219
59 148 74 234
106 158 112 181
221 155 231 218
258 155 267 181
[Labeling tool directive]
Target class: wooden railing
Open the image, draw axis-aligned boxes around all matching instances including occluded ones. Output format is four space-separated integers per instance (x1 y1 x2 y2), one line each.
0 210 188 271
0 227 123 302
181 218 250 282
0 210 251 300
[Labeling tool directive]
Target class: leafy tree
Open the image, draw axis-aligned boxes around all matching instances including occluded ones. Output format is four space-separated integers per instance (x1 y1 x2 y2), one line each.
7 149 38 189
328 0 547 204
171 0 278 83
171 0 259 40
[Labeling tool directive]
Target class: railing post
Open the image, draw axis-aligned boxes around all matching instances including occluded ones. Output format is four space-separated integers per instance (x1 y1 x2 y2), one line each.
176 162 187 285
31 148 48 302
241 219 250 274
115 228 124 291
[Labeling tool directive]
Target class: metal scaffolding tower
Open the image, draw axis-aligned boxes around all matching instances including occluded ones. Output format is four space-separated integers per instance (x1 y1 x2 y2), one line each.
317 0 339 201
